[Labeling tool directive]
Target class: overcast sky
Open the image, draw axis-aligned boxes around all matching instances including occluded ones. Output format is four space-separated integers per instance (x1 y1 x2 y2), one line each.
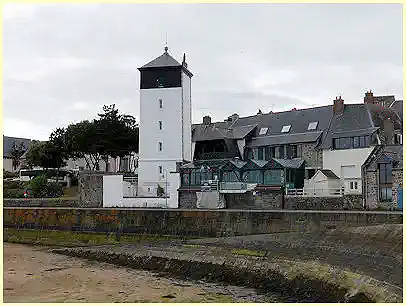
4 3 403 140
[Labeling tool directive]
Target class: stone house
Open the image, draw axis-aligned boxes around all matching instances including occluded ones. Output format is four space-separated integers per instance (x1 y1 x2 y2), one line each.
320 92 402 195
362 145 403 210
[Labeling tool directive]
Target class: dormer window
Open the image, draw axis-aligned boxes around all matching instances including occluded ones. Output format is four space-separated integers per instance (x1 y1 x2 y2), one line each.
281 125 291 133
259 127 268 135
308 121 318 130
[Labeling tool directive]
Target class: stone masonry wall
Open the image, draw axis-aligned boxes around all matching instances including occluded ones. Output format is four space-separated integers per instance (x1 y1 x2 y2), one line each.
365 169 402 210
226 191 283 209
3 208 402 237
300 143 323 169
3 198 79 208
78 172 104 207
179 190 283 209
285 195 363 210
392 169 403 208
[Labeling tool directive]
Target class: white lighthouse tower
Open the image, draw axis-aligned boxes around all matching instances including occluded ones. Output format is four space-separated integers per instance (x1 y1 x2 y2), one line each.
137 47 193 207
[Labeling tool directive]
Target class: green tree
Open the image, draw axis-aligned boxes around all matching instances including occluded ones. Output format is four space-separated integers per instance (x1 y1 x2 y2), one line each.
10 141 27 171
25 140 66 171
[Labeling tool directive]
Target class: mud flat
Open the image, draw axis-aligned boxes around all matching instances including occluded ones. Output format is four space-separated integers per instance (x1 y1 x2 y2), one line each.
3 243 275 303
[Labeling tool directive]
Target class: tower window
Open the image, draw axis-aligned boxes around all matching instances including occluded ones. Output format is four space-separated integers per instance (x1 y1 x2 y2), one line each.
159 99 163 109
159 121 162 130
159 166 162 174
159 142 163 151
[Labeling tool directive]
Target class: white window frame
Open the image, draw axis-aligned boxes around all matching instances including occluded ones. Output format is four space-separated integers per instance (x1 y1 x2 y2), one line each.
259 127 268 135
281 125 291 133
308 121 318 130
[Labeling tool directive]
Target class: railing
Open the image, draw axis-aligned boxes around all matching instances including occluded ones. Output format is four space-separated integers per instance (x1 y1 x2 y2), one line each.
286 187 345 197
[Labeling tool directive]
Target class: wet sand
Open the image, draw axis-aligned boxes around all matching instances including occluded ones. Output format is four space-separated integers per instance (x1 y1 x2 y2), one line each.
3 243 269 303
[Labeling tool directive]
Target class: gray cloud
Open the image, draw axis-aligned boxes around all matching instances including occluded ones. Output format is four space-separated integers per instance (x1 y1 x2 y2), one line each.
4 3 402 140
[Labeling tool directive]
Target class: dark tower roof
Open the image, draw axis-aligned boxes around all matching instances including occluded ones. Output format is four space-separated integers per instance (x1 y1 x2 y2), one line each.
140 52 182 69
138 48 193 77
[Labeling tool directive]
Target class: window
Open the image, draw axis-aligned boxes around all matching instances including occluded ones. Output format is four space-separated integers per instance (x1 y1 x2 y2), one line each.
350 181 358 190
278 146 285 158
253 148 259 159
159 166 162 174
158 142 163 151
159 99 163 109
281 125 291 133
159 121 162 130
265 146 275 160
247 148 253 159
333 136 371 150
258 147 264 160
341 165 356 179
287 145 297 159
379 163 392 202
308 121 318 130
259 127 268 135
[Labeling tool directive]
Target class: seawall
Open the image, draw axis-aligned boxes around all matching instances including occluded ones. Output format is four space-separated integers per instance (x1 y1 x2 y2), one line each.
3 208 402 237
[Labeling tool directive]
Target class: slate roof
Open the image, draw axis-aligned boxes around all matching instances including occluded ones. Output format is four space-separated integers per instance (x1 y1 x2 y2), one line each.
192 105 332 146
273 158 304 169
247 131 323 147
383 145 403 169
319 169 340 179
320 104 377 149
3 136 31 158
140 52 182 69
139 50 193 77
366 103 402 130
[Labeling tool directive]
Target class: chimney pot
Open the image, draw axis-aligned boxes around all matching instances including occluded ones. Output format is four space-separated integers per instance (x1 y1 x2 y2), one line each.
203 115 211 125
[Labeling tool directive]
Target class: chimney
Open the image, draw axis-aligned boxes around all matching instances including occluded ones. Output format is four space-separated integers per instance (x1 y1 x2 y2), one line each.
333 96 345 115
226 113 239 122
364 90 374 104
257 109 262 115
203 115 211 125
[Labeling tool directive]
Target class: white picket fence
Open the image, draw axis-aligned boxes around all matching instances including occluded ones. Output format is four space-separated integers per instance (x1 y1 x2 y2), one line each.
286 187 345 197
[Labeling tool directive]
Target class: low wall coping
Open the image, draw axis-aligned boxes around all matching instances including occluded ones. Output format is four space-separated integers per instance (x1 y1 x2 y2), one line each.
2 207 402 215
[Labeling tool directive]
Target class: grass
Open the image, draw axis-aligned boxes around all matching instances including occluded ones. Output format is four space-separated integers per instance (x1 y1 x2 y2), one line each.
3 228 183 247
62 186 78 198
231 248 267 257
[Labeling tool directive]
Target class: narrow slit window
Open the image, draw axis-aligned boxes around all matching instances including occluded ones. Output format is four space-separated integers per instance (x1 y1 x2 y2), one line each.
159 99 163 109
281 125 291 133
159 142 163 151
159 121 162 130
159 166 162 174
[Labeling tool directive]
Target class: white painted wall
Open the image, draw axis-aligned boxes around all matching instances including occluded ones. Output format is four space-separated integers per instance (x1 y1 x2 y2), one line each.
182 71 192 162
323 147 374 193
103 175 123 207
3 158 13 172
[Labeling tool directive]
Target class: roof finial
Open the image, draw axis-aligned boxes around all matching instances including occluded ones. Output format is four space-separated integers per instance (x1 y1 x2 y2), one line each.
164 32 168 54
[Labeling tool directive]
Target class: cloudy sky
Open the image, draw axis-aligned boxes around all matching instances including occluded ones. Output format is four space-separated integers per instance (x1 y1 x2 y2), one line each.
4 3 403 140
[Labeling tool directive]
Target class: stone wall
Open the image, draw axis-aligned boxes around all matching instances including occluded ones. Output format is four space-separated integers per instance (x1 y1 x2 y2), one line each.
300 143 323 169
391 169 403 208
3 198 79 207
225 191 283 209
3 208 402 237
179 190 283 209
365 169 402 210
285 195 363 210
78 172 104 207
178 191 198 208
